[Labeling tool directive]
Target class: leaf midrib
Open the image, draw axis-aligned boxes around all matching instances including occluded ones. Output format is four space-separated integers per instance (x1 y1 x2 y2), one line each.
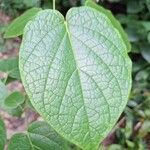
64 21 92 147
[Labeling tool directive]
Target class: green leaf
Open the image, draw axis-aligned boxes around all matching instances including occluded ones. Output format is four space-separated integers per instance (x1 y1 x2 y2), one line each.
4 7 41 38
0 57 20 79
140 44 150 63
8 121 69 150
125 27 139 42
126 140 135 148
42 1 53 9
23 0 41 7
138 120 150 138
146 0 150 11
108 144 122 150
127 1 144 14
19 6 132 150
4 91 25 108
9 106 24 117
0 118 6 150
124 116 132 139
141 21 150 31
0 81 23 117
8 133 32 150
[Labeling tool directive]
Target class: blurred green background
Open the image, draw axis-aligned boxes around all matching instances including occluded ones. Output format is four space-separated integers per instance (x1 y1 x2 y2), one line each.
0 0 150 150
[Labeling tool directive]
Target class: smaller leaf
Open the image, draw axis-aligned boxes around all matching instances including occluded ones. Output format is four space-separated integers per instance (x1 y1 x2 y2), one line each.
115 129 126 145
127 1 144 14
0 118 6 150
42 1 53 9
0 81 24 116
141 21 150 31
126 140 135 148
140 44 150 63
0 57 20 79
4 7 41 38
124 117 132 139
8 133 32 150
146 0 150 11
8 121 70 150
23 0 41 7
108 144 122 150
5 91 25 108
138 120 150 137
10 106 24 117
125 27 140 42
145 109 150 118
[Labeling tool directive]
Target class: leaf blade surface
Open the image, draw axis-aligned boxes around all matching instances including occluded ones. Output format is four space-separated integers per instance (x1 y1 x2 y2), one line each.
19 7 132 150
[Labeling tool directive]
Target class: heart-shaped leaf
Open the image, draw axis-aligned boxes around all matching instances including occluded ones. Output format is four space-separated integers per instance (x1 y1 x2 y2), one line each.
19 4 132 150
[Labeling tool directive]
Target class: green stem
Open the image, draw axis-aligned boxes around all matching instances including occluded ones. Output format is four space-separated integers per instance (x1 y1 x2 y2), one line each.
53 0 55 10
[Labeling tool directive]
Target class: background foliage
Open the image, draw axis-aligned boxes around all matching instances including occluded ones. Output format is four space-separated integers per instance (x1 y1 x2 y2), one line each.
0 0 150 149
